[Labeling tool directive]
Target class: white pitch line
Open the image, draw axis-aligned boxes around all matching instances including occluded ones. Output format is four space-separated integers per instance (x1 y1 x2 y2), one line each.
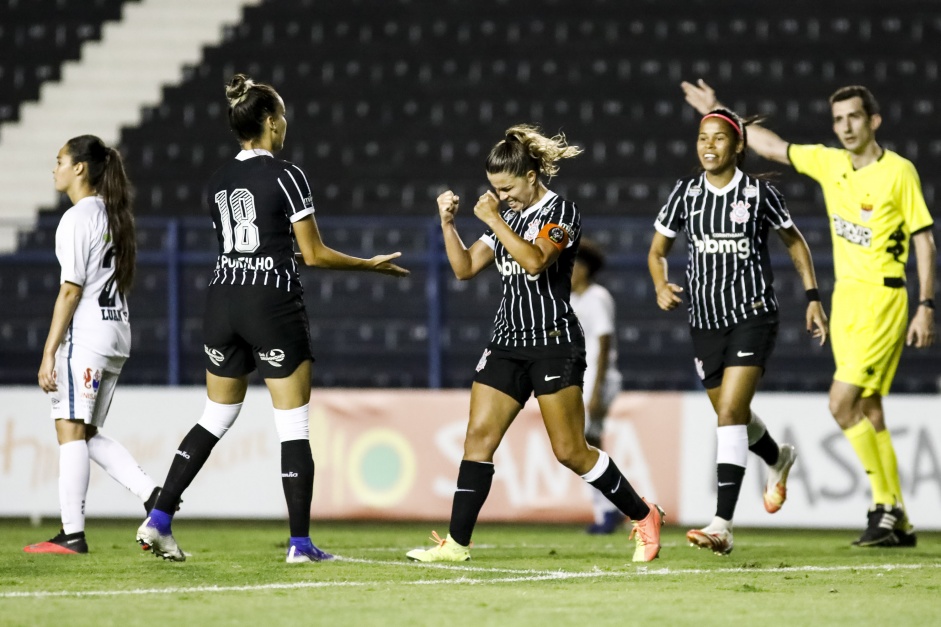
3 562 938 599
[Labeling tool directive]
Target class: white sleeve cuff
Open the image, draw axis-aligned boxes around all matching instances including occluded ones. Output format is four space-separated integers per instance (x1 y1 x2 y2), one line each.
654 222 677 238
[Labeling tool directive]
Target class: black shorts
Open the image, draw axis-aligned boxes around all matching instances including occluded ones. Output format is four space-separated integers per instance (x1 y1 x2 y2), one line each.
690 313 778 389
202 285 314 379
473 342 586 406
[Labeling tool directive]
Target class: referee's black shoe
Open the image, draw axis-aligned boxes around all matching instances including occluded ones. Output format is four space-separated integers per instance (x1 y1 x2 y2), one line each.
851 505 897 547
889 506 917 547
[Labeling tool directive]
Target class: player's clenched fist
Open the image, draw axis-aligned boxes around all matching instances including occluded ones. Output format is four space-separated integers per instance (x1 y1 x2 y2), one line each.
437 191 460 224
473 190 501 227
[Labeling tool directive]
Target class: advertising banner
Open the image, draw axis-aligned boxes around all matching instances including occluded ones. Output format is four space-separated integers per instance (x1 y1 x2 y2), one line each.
1 388 938 529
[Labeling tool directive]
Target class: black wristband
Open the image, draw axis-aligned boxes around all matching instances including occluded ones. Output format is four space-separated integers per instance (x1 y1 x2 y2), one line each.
805 288 821 303
919 298 935 310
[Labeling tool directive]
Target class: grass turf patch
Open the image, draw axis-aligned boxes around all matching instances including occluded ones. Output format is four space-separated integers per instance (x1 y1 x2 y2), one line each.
3 520 940 626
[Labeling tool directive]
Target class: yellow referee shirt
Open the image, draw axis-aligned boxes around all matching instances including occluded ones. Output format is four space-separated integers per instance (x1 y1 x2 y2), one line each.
788 144 933 286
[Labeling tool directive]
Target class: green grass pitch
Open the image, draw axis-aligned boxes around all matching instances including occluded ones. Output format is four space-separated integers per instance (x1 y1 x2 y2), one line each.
3 519 939 626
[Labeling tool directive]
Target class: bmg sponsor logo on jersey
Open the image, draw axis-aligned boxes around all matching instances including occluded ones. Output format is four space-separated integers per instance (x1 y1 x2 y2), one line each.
691 233 751 259
259 348 286 367
833 215 872 247
496 256 540 281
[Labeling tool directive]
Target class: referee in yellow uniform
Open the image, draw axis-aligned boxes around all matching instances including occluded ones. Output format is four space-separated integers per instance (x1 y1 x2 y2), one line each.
682 80 936 547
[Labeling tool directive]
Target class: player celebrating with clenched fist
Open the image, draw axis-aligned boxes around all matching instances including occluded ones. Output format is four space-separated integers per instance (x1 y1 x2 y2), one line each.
648 109 827 555
406 125 665 564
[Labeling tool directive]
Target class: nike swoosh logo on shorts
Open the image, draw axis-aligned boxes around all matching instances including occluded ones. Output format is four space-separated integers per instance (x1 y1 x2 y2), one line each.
718 482 736 487
736 351 754 357
545 375 561 381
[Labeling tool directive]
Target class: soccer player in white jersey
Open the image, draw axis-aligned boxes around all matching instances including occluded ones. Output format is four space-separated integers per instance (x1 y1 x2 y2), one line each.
648 110 828 555
136 74 408 563
406 125 664 564
570 239 625 534
24 136 162 555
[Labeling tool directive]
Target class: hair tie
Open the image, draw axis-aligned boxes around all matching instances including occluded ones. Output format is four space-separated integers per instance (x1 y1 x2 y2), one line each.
230 79 256 106
701 112 742 138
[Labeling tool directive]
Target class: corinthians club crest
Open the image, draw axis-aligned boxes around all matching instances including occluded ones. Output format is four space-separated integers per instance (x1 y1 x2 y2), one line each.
729 200 751 224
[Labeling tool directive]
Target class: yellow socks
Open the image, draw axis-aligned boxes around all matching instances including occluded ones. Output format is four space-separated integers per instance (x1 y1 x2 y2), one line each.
875 428 904 509
843 418 893 507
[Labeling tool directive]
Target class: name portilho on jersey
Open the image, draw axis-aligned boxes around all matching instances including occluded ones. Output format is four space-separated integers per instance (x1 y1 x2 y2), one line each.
218 254 276 271
691 233 752 259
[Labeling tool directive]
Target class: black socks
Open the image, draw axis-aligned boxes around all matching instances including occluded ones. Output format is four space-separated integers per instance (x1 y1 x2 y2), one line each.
587 458 650 520
448 460 495 546
281 439 315 538
155 424 219 513
716 463 746 521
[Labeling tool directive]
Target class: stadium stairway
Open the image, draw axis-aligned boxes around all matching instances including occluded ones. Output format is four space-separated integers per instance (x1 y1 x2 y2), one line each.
0 0 261 252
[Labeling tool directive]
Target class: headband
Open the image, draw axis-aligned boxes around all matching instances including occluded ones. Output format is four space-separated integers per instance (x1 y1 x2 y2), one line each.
701 113 742 138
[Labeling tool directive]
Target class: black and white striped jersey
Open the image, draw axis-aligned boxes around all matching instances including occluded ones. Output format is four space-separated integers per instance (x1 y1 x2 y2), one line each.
654 169 793 329
206 149 315 291
480 190 584 348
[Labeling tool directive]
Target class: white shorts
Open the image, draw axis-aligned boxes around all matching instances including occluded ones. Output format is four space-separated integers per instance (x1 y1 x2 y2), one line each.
49 344 125 426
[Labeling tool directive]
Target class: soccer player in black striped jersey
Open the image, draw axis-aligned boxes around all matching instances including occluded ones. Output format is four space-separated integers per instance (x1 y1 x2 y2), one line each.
648 110 828 555
684 80 936 548
406 125 664 564
137 74 408 564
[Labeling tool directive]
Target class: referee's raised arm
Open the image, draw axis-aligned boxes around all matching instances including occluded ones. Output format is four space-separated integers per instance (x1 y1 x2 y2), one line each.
681 79 791 165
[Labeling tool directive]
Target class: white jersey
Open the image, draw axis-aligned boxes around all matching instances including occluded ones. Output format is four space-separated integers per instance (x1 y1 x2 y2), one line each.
570 283 621 399
56 195 131 359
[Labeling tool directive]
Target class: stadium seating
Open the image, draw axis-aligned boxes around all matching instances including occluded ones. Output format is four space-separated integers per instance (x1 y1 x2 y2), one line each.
2 0 939 390
0 0 135 123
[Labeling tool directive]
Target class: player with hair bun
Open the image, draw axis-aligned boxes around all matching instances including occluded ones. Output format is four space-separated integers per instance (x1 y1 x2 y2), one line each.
136 73 408 563
406 125 665 564
24 135 163 555
648 109 827 555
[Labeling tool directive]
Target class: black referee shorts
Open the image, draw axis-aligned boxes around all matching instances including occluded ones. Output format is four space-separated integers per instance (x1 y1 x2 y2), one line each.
690 313 778 389
473 342 586 406
202 285 314 379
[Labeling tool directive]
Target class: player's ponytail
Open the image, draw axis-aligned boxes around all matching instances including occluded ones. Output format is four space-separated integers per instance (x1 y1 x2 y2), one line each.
225 73 282 142
65 135 136 295
486 124 583 180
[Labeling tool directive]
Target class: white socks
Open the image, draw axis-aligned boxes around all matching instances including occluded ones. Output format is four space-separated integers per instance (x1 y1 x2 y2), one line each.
59 440 90 534
717 425 749 468
87 433 157 501
197 398 243 439
274 404 310 443
746 411 767 446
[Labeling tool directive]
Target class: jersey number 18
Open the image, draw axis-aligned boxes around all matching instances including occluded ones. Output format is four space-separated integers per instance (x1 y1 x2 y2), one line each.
215 189 260 254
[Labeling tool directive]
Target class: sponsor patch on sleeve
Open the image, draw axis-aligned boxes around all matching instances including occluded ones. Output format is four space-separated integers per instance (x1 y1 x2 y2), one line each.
538 223 569 250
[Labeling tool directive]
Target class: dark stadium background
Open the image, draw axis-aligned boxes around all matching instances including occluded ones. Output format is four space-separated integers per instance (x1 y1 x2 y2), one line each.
1 0 938 391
